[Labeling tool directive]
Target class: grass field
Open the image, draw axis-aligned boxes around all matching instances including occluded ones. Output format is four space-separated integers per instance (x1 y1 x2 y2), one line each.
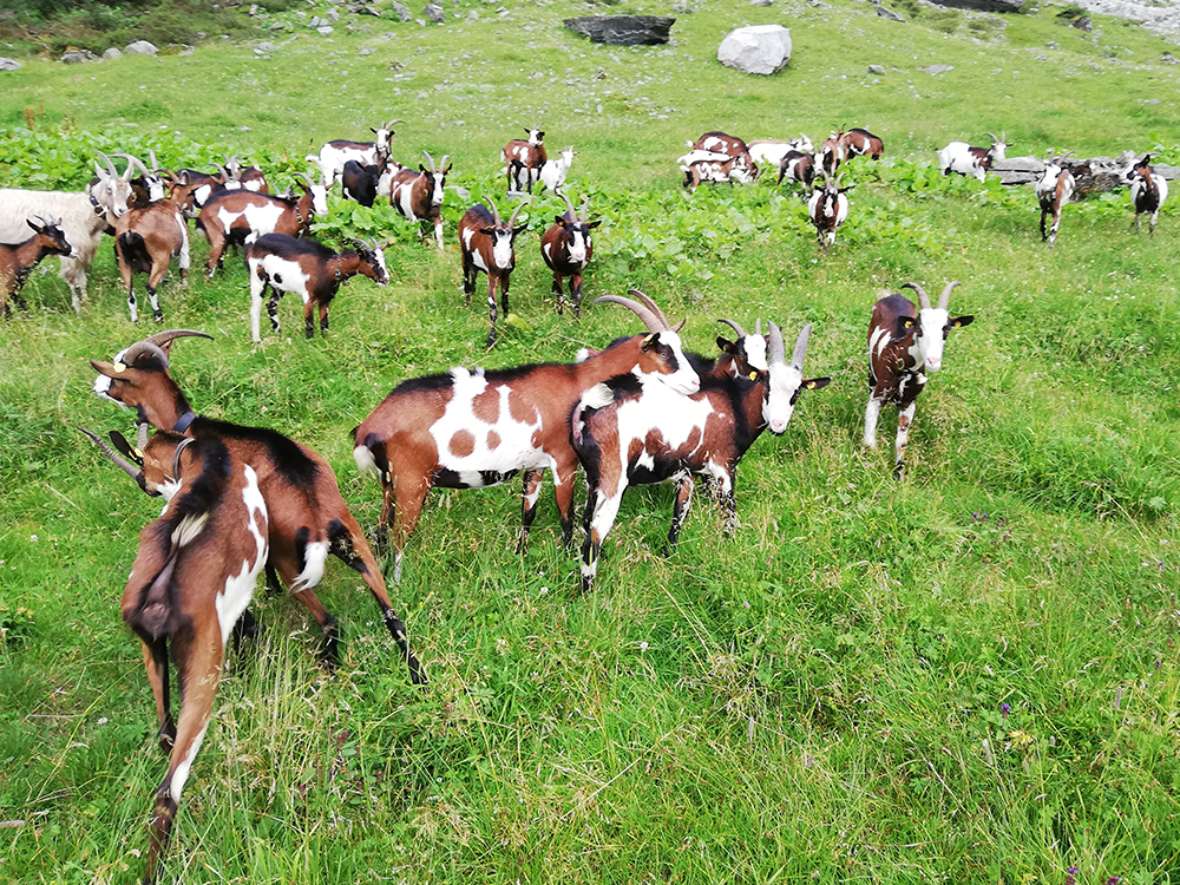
1 0 1179 881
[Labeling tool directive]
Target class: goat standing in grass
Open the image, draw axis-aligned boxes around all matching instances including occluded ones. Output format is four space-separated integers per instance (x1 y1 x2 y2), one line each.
0 216 75 317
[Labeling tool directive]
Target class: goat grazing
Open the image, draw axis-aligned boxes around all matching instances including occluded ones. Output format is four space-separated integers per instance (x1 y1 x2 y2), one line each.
864 281 973 478
351 290 700 580
90 330 425 682
197 177 328 277
311 119 402 189
808 176 852 249
840 128 884 161
938 134 1007 182
0 152 132 312
680 151 757 192
573 320 828 592
246 233 389 342
540 191 600 316
1125 153 1168 235
1036 159 1075 246
748 136 813 172
341 151 402 207
113 195 190 323
502 128 547 193
777 149 817 189
391 152 450 250
0 216 75 317
458 196 530 347
691 131 757 171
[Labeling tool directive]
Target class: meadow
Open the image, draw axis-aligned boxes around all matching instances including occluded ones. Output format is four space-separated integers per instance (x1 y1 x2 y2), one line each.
1 0 1179 880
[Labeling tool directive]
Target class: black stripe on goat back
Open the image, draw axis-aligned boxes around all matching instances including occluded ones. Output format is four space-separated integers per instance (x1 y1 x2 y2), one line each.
191 417 319 486
250 233 336 260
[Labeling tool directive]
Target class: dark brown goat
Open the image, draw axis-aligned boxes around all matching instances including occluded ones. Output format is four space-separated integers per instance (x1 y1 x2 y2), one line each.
0 215 74 316
540 191 600 315
458 196 530 347
113 198 190 323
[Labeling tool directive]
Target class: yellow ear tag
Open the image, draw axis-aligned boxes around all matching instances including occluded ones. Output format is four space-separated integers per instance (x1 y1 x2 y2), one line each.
748 371 758 381
114 361 127 373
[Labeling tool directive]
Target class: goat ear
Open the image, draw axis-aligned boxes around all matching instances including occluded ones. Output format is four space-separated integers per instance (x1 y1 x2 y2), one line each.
418 164 427 172
370 127 378 134
641 333 658 350
27 218 40 233
512 224 528 236
802 376 832 391
586 220 602 229
554 215 566 225
949 315 974 328
478 226 496 236
109 430 144 464
716 336 737 354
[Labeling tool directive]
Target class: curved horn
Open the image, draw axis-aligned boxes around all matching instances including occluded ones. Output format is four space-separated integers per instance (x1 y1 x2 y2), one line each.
481 194 502 224
508 194 531 227
558 189 576 218
767 322 787 366
627 288 672 330
384 118 404 131
149 149 160 171
119 339 170 368
137 421 149 451
987 132 998 143
716 318 748 339
147 329 214 350
937 280 960 310
438 154 450 171
900 281 931 310
95 151 119 179
77 426 141 481
594 294 664 333
171 436 196 481
791 323 812 369
215 163 231 182
756 319 762 337
113 153 150 179
422 150 436 171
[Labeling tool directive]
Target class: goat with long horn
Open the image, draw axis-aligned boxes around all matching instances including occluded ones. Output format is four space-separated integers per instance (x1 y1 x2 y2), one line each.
540 190 601 316
390 150 451 250
457 194 531 346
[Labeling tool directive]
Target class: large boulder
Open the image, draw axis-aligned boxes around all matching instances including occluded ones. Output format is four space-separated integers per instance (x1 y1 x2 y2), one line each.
125 40 159 55
925 0 1023 10
563 15 676 45
717 24 791 75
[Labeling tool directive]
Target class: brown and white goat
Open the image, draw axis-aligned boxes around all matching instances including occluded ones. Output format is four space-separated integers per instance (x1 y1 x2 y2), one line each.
351 291 700 581
777 149 816 189
938 134 1007 182
572 320 829 592
224 156 269 193
115 152 168 208
0 216 75 316
808 176 852 249
113 196 190 323
840 127 884 161
458 196 529 347
864 281 973 478
502 128 547 193
1125 153 1168 235
311 119 402 189
391 151 450 250
90 330 425 682
112 428 267 883
691 131 757 174
682 153 756 192
820 132 847 176
166 168 225 218
246 233 389 342
197 178 328 277
1036 159 1075 246
540 191 600 316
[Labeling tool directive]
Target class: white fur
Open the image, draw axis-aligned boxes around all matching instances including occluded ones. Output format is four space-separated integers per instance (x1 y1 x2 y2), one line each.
291 540 329 593
910 308 950 372
169 723 207 803
215 465 267 647
938 140 1005 182
538 147 575 193
353 444 378 476
248 254 310 342
491 231 514 269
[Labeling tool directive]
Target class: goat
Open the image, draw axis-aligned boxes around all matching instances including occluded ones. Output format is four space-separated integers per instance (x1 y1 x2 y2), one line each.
840 127 884 161
115 152 168 208
90 330 425 682
310 119 402 189
864 281 973 478
538 146 576 194
350 290 700 581
225 156 269 193
777 149 817 189
0 151 132 312
938 134 1007 182
246 234 389 342
747 136 813 172
681 152 757 193
691 131 757 172
820 132 847 176
197 177 328 277
166 168 225 218
808 175 852 249
391 151 450 251
540 191 600 316
502 128 547 193
572 320 829 592
1036 159 1075 246
113 195 190 323
0 216 75 317
458 196 530 347
341 149 402 207
1125 153 1168 235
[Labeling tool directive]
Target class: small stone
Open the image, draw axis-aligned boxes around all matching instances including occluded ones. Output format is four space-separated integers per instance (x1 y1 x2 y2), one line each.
425 3 444 22
876 5 904 20
1071 14 1092 30
391 0 411 19
124 40 159 55
178 44 195 55
867 63 885 74
1163 52 1178 65
60 49 98 64
309 16 325 26
1141 98 1161 105
922 63 954 74
317 24 334 34
358 46 375 55
751 0 772 5
254 41 277 54
102 47 122 60
0 57 20 71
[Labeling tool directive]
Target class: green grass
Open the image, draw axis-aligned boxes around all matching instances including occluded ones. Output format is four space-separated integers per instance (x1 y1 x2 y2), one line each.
2 1 1179 881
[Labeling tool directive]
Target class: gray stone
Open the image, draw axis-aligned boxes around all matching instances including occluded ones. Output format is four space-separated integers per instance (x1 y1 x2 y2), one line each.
921 63 954 74
1072 14 1092 30
867 63 886 74
925 0 1022 9
1163 52 1178 64
309 16 326 26
671 0 697 11
564 15 676 45
876 5 904 20
425 3 444 22
317 24 334 34
125 40 159 55
60 50 98 64
102 47 122 59
751 0 772 5
391 1 412 19
178 44 195 55
717 25 791 74
0 57 20 71
254 41 277 54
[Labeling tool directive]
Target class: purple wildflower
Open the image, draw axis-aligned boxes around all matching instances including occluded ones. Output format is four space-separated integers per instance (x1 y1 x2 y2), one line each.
1000 702 1011 716
1065 866 1078 885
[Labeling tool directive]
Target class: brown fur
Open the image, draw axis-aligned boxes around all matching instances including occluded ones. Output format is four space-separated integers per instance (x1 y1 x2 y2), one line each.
197 186 318 277
0 219 72 316
113 200 189 322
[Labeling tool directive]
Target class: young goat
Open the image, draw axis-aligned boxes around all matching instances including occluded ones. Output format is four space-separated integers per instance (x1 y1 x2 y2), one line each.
538 146 576 194
572 321 828 592
864 281 973 478
1036 159 1075 246
840 128 885 161
808 175 852 250
351 291 700 581
113 195 190 323
502 128 547 193
113 428 268 884
1125 153 1168 235
390 151 450 250
90 330 425 682
777 149 817 190
341 151 402 207
246 234 389 342
458 196 529 347
540 191 600 316
311 119 402 189
0 216 75 317
197 178 328 277
938 134 1007 182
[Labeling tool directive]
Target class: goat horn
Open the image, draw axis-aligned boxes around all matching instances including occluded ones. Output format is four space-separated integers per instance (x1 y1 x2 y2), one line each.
900 281 931 310
137 421 149 451
147 329 214 350
422 150 436 171
557 189 576 218
149 149 159 171
77 427 141 481
113 153 149 179
481 194 502 224
118 339 171 368
767 322 786 367
385 118 404 130
171 436 196 481
627 288 672 330
717 318 748 339
756 319 762 336
508 194 531 227
937 280 960 310
96 151 119 179
790 323 811 369
439 154 450 171
594 294 665 334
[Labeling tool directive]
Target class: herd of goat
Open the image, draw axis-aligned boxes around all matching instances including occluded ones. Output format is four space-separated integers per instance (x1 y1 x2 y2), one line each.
0 120 1169 882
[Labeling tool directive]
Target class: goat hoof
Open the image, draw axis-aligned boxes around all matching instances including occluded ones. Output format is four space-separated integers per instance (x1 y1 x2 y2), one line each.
152 312 164 324
893 462 906 480
157 721 176 754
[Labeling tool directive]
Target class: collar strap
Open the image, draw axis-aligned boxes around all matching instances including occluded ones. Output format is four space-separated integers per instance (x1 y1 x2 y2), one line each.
89 192 104 215
173 411 196 433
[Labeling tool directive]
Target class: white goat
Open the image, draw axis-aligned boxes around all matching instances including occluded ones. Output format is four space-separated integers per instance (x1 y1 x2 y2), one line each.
538 147 575 194
938 135 1008 183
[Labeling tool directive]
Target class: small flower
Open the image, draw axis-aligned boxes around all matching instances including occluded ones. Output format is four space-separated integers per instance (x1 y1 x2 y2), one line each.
1000 702 1011 716
639 641 649 653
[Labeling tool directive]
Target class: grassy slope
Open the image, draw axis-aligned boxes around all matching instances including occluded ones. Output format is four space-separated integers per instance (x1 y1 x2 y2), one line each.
1 1 1179 881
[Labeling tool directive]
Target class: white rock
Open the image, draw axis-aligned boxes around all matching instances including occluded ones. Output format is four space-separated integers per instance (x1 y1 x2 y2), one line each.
717 25 791 75
0 57 19 71
317 25 335 34
102 47 122 60
124 40 159 55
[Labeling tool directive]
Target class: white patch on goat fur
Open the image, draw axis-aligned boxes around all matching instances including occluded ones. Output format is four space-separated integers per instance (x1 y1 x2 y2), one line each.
353 444 378 476
744 335 768 372
169 722 208 804
216 465 267 647
462 227 475 249
255 256 310 302
396 183 418 220
869 327 891 358
472 249 488 272
291 541 329 592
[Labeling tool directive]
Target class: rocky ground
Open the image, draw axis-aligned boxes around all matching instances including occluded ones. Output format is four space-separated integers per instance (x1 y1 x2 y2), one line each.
1070 0 1180 41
